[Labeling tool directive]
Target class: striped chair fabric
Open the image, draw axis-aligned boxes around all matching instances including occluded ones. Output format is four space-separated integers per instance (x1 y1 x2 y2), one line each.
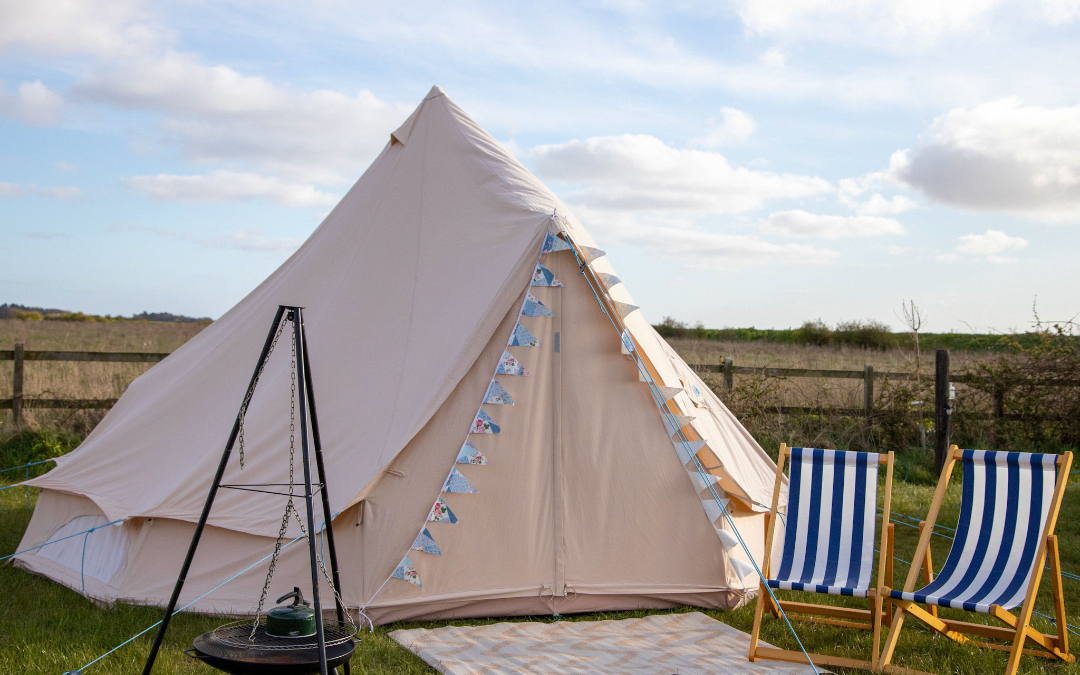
889 450 1059 613
769 447 880 597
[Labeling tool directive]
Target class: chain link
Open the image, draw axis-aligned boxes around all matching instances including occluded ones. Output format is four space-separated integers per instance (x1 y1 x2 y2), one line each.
238 316 288 470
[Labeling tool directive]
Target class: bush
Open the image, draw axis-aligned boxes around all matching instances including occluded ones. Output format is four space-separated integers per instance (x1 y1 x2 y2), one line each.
793 319 832 346
12 311 43 321
0 430 79 478
834 319 892 350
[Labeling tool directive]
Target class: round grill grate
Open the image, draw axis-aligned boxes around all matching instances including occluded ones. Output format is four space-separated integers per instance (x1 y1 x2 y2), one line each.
212 620 356 650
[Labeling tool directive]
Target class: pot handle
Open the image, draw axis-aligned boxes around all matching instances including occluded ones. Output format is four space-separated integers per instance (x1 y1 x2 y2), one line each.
184 649 208 660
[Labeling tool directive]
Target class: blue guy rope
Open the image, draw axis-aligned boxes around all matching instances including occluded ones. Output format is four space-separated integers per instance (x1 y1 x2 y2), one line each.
1 519 123 562
564 233 819 674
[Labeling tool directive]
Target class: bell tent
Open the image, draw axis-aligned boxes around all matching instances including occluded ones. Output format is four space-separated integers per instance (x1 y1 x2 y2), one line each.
15 86 782 624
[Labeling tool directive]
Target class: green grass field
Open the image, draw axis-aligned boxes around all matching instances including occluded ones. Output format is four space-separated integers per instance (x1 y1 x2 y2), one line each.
2 451 1078 675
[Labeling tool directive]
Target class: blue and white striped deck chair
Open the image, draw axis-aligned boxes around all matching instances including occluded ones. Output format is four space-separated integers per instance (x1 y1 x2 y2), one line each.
749 444 895 672
881 446 1075 675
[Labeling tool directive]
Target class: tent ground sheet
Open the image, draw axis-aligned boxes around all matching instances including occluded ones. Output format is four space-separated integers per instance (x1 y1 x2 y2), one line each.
389 611 820 675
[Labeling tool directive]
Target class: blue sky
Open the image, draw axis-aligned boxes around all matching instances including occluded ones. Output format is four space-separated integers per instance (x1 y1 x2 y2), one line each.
2 1 1080 332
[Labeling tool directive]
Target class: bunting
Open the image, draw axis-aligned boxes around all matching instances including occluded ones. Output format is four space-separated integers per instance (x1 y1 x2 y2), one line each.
495 350 529 376
663 413 695 436
541 232 571 254
654 386 683 402
471 409 501 434
596 272 622 289
531 263 563 287
392 555 422 586
484 380 514 405
428 499 458 523
611 300 639 319
673 439 708 465
509 323 540 347
688 469 720 494
411 528 442 556
620 329 636 354
456 440 487 465
521 293 554 317
579 245 606 263
442 467 478 494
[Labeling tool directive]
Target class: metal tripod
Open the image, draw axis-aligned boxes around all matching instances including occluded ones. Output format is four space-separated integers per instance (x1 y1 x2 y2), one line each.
141 306 351 675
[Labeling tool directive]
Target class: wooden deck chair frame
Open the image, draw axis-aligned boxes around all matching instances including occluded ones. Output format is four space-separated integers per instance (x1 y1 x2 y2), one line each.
879 445 1075 675
749 443 895 672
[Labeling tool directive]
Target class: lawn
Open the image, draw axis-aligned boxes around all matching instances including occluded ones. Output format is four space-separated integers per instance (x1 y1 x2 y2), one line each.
2 450 1078 675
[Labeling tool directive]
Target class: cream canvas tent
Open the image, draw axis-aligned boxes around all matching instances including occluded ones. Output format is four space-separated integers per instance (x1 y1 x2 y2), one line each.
15 86 783 624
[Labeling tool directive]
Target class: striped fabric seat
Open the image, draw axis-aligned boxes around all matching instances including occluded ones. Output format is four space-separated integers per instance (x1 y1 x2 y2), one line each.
769 447 880 597
889 450 1059 613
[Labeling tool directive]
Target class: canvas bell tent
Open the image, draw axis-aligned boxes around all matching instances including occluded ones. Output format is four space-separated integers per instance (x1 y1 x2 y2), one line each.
15 86 784 624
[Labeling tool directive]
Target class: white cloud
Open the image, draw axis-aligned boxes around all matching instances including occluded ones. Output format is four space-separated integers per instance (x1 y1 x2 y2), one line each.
0 182 82 199
122 171 338 207
40 186 83 200
0 80 64 125
692 107 757 148
0 182 25 197
55 161 77 172
856 193 917 216
531 134 831 214
77 52 409 183
895 98 1080 221
759 210 906 238
570 206 839 268
0 0 160 57
954 229 1028 256
202 229 303 253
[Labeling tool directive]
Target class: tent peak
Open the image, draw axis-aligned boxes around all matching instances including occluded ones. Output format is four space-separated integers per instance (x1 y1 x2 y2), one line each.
391 85 448 145
424 84 446 100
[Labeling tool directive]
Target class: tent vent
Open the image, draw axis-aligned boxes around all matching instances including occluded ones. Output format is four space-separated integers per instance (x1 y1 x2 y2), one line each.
387 469 405 477
554 332 560 353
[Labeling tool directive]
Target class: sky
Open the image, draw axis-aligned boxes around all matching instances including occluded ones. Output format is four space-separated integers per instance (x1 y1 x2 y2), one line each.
2 1 1080 332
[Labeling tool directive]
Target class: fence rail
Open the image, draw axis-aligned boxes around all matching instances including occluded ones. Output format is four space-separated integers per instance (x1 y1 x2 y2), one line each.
3 344 1078 428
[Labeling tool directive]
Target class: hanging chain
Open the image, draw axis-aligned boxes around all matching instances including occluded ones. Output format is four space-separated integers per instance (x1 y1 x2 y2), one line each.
249 317 356 638
238 316 288 470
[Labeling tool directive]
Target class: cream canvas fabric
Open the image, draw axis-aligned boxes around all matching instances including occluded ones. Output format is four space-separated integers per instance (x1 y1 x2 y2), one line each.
15 86 783 624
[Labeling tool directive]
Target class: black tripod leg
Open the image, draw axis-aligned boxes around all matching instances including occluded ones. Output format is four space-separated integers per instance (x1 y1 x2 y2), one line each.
294 310 330 675
141 305 287 675
302 327 353 675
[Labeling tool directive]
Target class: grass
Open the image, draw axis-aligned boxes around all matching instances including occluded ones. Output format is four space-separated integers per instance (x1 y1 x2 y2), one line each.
3 451 1079 674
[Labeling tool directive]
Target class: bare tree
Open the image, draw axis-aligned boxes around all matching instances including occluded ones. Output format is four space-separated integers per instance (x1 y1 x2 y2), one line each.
899 300 925 381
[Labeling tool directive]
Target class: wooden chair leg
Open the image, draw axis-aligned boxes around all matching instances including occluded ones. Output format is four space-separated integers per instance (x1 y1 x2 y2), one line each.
749 582 767 661
1049 535 1069 656
884 523 894 628
880 604 908 669
872 593 883 670
918 521 937 619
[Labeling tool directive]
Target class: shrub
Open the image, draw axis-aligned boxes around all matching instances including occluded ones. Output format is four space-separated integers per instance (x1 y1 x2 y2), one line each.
12 311 43 321
793 319 832 346
834 319 892 350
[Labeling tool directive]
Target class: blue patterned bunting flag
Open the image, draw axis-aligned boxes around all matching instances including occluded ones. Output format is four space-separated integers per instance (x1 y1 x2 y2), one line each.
522 293 554 317
471 409 500 434
392 554 422 586
428 498 458 523
443 467 478 494
541 232 571 254
495 350 529 376
531 263 563 287
411 528 442 556
596 272 622 289
509 323 539 347
620 329 635 354
457 440 487 465
579 245 606 263
485 379 514 405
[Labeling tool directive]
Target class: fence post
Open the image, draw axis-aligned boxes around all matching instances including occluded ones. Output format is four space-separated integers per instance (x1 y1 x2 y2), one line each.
863 363 874 420
723 357 734 393
934 349 951 474
12 342 24 430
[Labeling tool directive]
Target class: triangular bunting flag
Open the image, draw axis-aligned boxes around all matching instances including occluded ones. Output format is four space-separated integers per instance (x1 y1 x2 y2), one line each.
611 300 639 319
716 527 740 552
485 380 514 405
688 469 720 494
509 323 539 347
471 409 501 434
620 329 635 354
703 498 724 524
521 293 554 317
731 557 756 582
655 386 683 401
639 368 653 383
428 498 458 523
411 528 442 556
531 263 563 287
457 440 487 465
674 439 708 464
392 555 422 586
663 413 695 436
495 350 529 376
443 467 478 494
579 245 606 263
596 272 622 289
541 232 571 254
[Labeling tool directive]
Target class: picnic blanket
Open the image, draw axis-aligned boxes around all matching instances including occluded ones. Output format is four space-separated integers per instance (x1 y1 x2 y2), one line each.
390 611 818 674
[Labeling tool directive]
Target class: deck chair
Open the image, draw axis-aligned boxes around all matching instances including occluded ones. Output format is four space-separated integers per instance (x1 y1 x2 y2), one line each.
749 444 895 671
880 446 1075 675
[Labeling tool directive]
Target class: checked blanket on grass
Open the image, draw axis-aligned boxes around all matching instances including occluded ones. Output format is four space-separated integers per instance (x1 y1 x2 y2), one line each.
390 612 822 675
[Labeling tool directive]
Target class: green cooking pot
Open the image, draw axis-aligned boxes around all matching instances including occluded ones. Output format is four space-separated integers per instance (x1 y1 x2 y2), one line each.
266 587 316 638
